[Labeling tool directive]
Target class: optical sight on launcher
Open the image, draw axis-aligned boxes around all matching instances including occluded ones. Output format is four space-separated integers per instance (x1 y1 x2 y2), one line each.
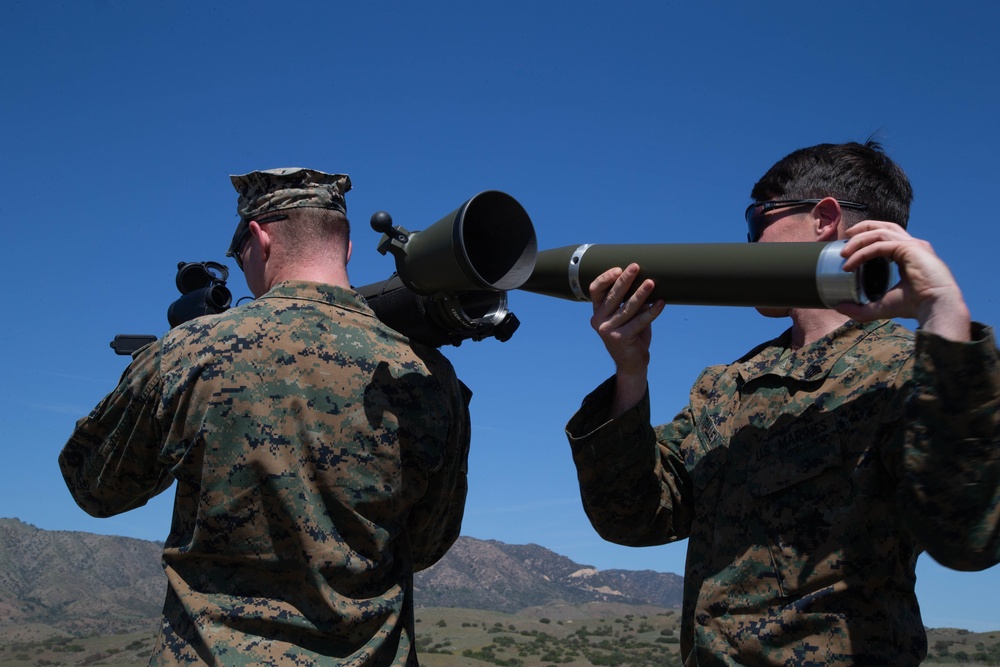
110 261 231 355
111 191 539 355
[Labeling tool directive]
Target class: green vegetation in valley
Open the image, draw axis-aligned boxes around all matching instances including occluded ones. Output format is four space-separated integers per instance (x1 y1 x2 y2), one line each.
415 607 682 667
2 608 998 666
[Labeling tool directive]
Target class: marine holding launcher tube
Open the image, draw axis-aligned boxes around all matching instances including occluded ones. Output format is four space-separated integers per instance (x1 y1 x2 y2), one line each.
560 139 1000 667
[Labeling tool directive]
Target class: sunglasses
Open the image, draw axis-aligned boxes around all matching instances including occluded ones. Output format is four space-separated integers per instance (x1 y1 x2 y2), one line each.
745 199 868 242
226 214 289 270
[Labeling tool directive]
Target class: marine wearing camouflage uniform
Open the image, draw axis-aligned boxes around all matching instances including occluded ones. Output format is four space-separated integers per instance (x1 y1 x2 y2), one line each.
59 169 472 666
567 318 1000 666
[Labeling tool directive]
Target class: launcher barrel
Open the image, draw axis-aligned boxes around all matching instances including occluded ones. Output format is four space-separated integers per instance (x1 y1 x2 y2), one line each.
518 240 891 308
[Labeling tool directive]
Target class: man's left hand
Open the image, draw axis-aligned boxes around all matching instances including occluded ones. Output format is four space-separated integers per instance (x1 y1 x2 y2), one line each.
837 220 971 341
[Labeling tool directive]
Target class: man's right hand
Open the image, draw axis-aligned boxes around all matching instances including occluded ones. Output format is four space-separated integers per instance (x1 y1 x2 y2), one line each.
589 263 666 417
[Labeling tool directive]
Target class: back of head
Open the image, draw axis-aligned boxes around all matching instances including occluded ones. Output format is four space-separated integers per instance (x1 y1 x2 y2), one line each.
267 206 351 264
750 140 913 228
227 167 353 262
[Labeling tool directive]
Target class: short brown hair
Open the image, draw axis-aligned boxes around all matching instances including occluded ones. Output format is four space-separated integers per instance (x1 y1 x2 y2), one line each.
750 140 913 228
268 206 351 259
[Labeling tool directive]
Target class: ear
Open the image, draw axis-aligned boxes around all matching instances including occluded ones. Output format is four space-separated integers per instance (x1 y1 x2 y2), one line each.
249 220 272 261
813 197 842 241
345 240 353 265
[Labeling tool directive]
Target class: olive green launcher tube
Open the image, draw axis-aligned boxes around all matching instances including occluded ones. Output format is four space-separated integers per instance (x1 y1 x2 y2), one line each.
518 240 891 308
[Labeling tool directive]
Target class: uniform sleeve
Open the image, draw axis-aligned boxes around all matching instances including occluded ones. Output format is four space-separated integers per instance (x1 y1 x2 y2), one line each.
898 322 1000 571
57 342 175 518
406 367 473 572
565 375 694 546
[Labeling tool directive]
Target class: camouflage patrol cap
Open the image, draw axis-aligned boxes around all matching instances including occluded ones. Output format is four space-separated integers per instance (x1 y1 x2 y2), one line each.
226 168 352 259
231 167 352 222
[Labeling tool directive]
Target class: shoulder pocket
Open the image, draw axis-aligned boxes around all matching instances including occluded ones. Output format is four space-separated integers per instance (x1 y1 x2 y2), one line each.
685 409 729 493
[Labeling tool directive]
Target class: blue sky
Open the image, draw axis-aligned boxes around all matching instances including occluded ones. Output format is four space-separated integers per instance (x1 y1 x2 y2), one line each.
3 1 999 632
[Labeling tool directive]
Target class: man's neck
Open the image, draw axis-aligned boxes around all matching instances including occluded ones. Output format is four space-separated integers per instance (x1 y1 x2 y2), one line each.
788 308 853 349
264 265 351 293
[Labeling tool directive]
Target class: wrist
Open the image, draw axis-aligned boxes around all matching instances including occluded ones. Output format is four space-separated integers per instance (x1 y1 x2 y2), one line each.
918 293 971 342
613 370 648 418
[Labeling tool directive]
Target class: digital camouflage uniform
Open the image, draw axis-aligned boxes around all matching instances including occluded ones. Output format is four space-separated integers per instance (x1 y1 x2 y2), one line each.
567 319 1000 666
60 168 472 666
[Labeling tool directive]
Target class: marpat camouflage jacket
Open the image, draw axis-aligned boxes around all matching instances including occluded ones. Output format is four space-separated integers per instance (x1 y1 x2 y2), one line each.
59 281 472 666
567 319 1000 666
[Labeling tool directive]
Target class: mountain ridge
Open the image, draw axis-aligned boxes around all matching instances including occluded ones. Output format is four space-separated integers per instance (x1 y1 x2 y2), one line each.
0 517 682 636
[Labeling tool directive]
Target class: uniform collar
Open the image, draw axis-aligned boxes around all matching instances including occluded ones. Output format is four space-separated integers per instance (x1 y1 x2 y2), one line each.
737 319 892 384
258 280 376 318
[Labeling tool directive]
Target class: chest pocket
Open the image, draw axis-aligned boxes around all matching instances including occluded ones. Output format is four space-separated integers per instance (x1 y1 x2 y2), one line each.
745 411 842 499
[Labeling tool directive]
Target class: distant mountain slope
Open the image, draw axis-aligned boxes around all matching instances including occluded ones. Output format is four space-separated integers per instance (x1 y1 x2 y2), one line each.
0 518 682 636
0 518 164 635
415 537 683 612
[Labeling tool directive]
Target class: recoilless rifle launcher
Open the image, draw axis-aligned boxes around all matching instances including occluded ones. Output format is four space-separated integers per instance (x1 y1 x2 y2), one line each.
111 192 893 356
110 190 539 354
